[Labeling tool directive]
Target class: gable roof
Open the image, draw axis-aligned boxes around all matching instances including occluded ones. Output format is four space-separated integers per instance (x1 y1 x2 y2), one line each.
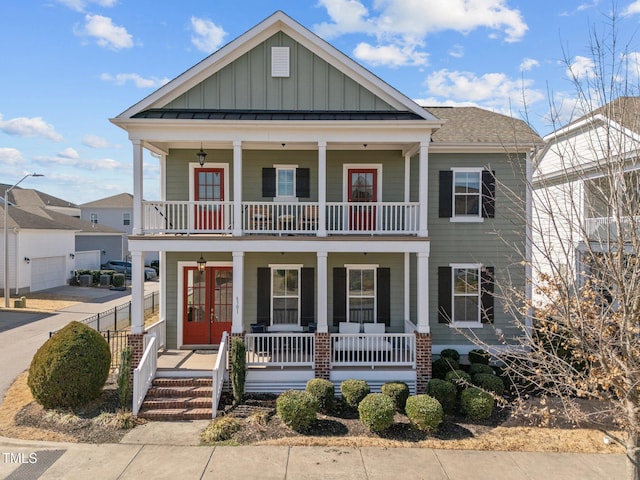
115 11 437 123
80 193 133 209
0 184 77 209
566 96 640 136
1 204 123 233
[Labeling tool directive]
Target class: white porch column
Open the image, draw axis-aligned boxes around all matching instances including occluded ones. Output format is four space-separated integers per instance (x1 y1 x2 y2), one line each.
418 140 429 237
416 252 430 334
132 140 143 235
404 152 411 203
404 252 410 324
130 250 145 334
232 251 244 333
316 251 328 332
317 141 327 237
233 141 243 237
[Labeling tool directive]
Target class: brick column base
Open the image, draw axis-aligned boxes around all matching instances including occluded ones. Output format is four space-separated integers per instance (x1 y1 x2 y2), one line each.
314 332 331 380
127 333 147 387
415 332 432 394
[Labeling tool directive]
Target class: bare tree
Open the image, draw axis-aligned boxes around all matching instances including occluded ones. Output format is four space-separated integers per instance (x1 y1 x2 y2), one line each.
476 11 640 480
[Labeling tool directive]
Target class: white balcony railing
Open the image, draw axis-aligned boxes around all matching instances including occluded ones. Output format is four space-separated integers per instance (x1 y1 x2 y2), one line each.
245 333 315 368
331 333 416 368
142 200 419 235
585 216 640 240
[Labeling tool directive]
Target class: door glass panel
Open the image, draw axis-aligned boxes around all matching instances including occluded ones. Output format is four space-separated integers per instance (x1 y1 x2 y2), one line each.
186 269 206 323
351 172 373 202
214 270 232 323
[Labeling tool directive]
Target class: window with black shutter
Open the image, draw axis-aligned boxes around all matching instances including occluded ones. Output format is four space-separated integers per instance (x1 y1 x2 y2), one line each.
439 264 494 325
439 169 496 220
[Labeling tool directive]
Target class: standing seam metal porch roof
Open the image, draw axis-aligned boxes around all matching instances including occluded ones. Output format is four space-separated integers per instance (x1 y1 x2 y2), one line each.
131 109 425 121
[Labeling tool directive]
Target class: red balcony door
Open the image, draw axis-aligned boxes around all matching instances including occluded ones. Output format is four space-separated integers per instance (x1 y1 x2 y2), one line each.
194 168 224 230
348 168 377 230
183 266 233 345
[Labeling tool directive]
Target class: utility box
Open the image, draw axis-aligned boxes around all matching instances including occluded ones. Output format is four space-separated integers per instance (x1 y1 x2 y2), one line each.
99 274 111 287
79 274 92 287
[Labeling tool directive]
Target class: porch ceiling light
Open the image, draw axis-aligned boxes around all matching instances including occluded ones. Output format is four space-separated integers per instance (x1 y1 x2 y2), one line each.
196 145 207 167
197 255 207 272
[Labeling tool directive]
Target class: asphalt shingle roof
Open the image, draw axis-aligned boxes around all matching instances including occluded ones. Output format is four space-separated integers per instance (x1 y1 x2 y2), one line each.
79 193 133 209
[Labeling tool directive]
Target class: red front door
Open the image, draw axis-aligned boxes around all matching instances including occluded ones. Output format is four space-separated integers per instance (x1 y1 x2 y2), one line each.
183 266 233 345
348 168 377 230
194 168 224 230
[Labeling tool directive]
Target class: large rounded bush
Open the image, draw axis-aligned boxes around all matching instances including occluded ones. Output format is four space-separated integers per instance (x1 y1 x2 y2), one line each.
469 363 495 376
276 390 318 431
405 394 443 433
340 379 370 409
460 387 495 420
381 382 410 412
439 348 460 362
468 349 490 365
426 379 457 414
472 373 505 396
432 357 460 379
28 321 111 409
358 393 396 433
445 369 472 392
306 378 335 413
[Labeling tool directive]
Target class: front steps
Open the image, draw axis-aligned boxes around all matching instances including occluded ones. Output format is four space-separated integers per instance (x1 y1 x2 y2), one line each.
138 377 215 421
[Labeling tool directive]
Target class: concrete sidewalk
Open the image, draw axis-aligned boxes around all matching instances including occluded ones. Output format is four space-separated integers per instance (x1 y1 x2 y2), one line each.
0 434 627 480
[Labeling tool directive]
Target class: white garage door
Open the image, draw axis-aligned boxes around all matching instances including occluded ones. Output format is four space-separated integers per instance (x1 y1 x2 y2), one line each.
31 256 66 292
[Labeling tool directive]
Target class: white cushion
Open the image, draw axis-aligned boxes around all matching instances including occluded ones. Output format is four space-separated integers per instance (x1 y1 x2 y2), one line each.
339 322 360 334
364 323 385 334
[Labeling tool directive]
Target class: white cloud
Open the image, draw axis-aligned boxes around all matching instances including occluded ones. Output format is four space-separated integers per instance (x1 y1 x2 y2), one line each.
353 42 428 67
520 58 540 71
82 134 110 148
448 44 464 59
0 114 63 142
100 72 169 88
623 1 640 15
314 0 374 38
190 17 226 53
79 14 133 50
33 155 127 171
58 147 79 159
622 52 640 80
567 55 596 80
424 68 545 111
0 148 25 166
57 0 117 12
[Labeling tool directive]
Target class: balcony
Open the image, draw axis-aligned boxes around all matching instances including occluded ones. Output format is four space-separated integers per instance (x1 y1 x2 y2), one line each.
585 216 640 241
142 201 420 236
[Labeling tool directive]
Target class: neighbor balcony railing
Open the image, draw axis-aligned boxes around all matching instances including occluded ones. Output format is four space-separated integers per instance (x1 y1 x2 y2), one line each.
585 216 640 240
142 200 419 235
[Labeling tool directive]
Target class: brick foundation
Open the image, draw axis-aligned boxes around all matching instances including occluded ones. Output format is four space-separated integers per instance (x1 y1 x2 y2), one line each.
127 333 147 387
415 332 432 394
314 332 331 380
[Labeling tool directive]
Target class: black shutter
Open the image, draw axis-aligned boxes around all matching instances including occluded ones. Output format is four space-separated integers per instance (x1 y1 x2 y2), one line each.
438 266 452 323
296 168 310 198
256 267 271 326
439 171 453 218
262 168 276 198
481 266 495 323
300 267 315 327
333 267 346 326
376 268 391 326
482 170 496 218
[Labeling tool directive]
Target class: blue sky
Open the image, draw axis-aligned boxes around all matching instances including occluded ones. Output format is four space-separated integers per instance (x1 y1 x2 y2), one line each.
2 0 640 204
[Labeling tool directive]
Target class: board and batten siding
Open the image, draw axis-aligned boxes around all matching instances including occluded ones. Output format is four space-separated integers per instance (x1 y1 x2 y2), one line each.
427 152 528 347
165 32 395 112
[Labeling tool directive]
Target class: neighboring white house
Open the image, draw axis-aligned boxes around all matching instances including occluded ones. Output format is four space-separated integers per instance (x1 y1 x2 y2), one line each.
533 96 640 288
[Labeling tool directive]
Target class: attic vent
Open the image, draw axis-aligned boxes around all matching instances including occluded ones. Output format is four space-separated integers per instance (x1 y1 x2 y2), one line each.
271 47 290 77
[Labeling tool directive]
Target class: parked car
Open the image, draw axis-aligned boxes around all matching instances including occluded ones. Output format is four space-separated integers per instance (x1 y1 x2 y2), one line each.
102 260 157 280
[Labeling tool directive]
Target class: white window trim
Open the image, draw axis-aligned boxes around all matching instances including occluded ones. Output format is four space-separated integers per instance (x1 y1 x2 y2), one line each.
269 264 303 331
122 212 131 226
342 164 383 203
90 212 98 224
274 164 298 202
450 167 484 223
188 162 230 202
448 263 483 329
346 264 378 324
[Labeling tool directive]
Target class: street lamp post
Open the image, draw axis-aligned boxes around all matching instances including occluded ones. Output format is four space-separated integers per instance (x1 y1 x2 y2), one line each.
3 173 44 308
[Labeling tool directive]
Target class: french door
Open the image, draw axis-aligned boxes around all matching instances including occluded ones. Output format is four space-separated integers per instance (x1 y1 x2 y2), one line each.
348 168 377 230
183 266 233 345
194 167 224 230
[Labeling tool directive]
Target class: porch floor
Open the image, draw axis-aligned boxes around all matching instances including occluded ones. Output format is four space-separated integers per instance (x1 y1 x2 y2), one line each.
157 349 219 371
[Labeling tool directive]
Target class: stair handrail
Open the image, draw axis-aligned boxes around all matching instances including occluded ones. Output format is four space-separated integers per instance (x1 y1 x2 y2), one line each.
132 335 157 416
211 331 229 418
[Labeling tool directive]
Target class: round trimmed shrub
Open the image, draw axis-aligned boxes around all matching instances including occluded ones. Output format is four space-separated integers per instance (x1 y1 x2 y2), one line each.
276 390 318 431
381 382 410 412
358 393 396 433
439 348 460 362
469 363 495 376
28 321 111 409
432 356 459 379
405 394 443 433
472 373 505 396
468 349 490 365
112 273 125 288
306 378 335 413
461 387 494 420
426 379 457 414
340 379 370 409
444 369 472 392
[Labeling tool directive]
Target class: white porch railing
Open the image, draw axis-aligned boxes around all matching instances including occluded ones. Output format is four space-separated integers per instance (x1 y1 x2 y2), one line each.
143 201 233 233
327 202 419 234
245 333 315 368
144 319 166 351
212 331 229 419
331 333 416 368
133 335 157 416
585 216 640 239
242 201 319 234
